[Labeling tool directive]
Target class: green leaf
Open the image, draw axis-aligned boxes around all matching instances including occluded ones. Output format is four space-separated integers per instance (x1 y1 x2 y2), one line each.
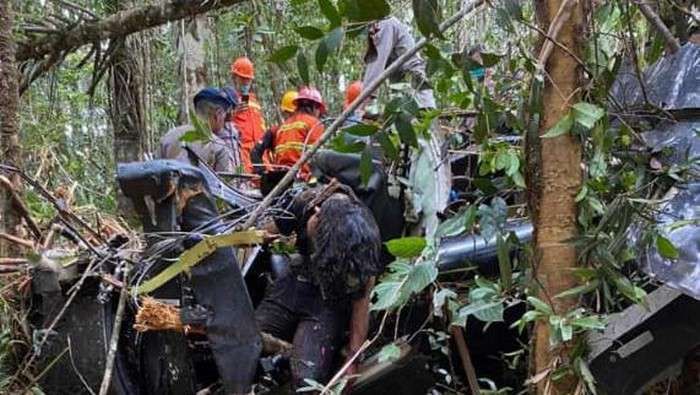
542 113 573 138
344 123 379 136
527 296 554 315
315 27 344 72
330 134 365 153
180 112 212 143
295 25 325 40
376 131 398 160
480 52 502 67
341 0 391 22
571 316 606 330
496 235 512 290
377 343 401 363
319 0 342 27
394 112 418 148
269 45 299 63
297 51 310 85
371 280 402 310
360 147 373 187
572 102 605 130
433 288 457 316
385 237 427 258
656 235 679 260
412 0 443 39
554 280 600 299
423 44 443 61
435 205 476 239
405 262 438 296
459 300 504 322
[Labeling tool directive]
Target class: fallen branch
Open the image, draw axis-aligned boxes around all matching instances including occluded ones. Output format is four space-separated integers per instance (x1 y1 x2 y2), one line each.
17 0 247 62
0 175 41 239
636 0 681 54
133 297 293 355
0 164 105 253
450 326 481 395
99 265 129 395
240 0 486 231
0 233 35 249
0 258 27 265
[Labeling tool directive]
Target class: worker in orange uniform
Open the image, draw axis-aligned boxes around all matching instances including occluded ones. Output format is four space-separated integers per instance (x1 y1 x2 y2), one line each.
251 90 299 194
253 87 326 194
228 56 267 174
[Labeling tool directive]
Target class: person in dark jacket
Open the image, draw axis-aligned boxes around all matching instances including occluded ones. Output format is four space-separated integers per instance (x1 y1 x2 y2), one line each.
256 181 382 390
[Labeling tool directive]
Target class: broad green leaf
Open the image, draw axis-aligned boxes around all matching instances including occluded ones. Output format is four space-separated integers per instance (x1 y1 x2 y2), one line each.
527 296 554 315
319 0 342 27
385 236 427 258
394 112 418 148
269 45 299 63
371 281 402 310
344 123 379 136
559 321 573 342
341 0 391 22
433 288 457 317
295 25 325 40
297 51 310 85
315 27 344 72
480 52 502 67
656 235 679 260
412 0 443 39
180 112 212 143
542 113 573 138
572 102 605 130
376 131 398 160
459 300 504 322
377 343 401 363
330 134 365 153
571 316 606 330
360 147 373 186
405 262 438 296
435 205 476 239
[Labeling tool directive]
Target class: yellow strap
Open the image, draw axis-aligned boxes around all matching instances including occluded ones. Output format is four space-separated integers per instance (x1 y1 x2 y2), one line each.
135 230 265 295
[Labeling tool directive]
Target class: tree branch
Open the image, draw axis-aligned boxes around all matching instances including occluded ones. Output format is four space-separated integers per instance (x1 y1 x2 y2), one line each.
636 1 681 54
240 0 486 231
17 0 248 62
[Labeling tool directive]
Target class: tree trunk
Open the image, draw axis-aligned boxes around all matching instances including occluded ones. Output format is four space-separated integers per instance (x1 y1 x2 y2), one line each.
108 0 147 214
176 15 210 124
17 0 247 62
0 0 22 257
529 0 585 393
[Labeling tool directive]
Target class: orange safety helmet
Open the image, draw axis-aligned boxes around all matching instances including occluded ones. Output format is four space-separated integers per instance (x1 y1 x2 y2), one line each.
231 56 255 79
294 86 327 115
344 81 363 109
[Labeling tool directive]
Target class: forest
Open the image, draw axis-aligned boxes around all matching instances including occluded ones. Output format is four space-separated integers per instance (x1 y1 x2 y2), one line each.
0 0 699 394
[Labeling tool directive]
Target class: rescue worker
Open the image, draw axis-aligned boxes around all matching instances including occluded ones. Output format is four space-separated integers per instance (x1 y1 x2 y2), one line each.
256 181 382 390
344 80 364 121
159 87 241 172
253 86 326 194
362 16 449 236
363 16 435 110
228 56 267 174
251 90 297 172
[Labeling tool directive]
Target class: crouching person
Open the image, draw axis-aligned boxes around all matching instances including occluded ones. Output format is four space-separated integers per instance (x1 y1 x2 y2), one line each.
256 183 382 390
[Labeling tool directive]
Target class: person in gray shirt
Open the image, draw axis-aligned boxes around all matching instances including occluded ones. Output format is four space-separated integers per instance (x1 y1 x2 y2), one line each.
362 16 436 109
159 87 241 172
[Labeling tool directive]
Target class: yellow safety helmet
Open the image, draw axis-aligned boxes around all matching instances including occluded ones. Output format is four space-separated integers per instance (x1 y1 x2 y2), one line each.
280 90 298 113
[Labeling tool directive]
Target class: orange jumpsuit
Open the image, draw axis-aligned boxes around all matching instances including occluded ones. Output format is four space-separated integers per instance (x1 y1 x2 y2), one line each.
230 91 267 173
273 113 324 179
